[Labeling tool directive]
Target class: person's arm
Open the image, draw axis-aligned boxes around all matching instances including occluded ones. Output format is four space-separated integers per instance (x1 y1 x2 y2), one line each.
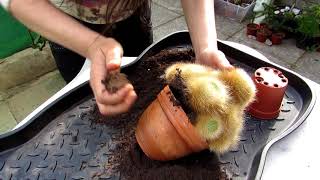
7 0 137 116
181 0 233 69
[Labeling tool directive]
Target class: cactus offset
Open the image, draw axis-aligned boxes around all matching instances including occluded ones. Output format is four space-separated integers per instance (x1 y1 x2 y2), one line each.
218 68 256 108
194 114 223 141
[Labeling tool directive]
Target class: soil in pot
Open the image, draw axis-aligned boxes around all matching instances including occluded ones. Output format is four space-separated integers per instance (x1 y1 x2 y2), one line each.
167 69 196 122
92 47 230 180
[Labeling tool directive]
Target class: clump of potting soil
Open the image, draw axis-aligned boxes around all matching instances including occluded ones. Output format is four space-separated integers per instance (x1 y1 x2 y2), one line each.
101 71 130 93
164 63 256 153
167 68 196 122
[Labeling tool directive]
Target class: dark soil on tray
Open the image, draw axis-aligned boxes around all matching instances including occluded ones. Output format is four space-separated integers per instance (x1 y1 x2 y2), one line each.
92 47 230 180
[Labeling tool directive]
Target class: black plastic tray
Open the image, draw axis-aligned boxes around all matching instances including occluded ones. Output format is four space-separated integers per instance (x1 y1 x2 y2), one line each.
0 32 316 180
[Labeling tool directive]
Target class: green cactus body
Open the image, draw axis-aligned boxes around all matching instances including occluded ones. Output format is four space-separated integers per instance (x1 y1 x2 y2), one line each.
211 82 219 91
207 118 219 133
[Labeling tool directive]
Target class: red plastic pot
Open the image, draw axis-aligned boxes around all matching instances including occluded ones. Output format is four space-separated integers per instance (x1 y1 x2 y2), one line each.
248 67 288 119
135 85 208 161
256 28 272 43
246 23 259 36
271 33 285 45
256 31 267 43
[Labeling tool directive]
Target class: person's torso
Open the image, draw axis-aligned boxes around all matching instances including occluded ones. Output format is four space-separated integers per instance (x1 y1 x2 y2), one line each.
50 0 146 24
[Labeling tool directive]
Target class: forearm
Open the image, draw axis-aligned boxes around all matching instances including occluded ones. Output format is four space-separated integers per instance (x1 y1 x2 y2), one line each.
181 0 217 57
9 0 100 57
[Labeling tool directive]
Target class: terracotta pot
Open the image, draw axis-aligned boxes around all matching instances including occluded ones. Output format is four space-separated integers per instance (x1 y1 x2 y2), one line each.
271 33 285 45
248 67 288 119
135 85 208 161
259 23 268 29
256 28 272 43
256 31 267 43
246 23 259 36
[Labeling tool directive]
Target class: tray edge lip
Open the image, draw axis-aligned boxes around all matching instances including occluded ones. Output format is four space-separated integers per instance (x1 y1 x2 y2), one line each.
0 81 89 139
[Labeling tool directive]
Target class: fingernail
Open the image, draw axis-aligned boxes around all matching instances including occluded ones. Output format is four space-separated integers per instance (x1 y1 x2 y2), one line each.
126 91 137 102
110 59 120 65
125 84 134 90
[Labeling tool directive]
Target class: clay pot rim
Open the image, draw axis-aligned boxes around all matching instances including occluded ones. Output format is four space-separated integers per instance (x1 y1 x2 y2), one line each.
247 23 259 29
259 23 268 29
256 32 267 43
157 85 208 151
257 28 272 36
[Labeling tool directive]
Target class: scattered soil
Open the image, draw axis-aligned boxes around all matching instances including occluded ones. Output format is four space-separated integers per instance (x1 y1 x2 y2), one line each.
93 47 230 180
120 143 228 180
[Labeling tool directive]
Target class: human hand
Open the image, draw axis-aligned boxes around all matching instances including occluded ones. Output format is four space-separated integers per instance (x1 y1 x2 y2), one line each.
196 48 233 70
87 37 137 116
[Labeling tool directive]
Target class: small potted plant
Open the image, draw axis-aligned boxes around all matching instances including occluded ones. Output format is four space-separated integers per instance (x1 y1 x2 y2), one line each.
136 63 256 161
254 3 301 39
295 4 320 50
246 13 260 36
247 22 259 36
271 32 285 45
256 27 272 43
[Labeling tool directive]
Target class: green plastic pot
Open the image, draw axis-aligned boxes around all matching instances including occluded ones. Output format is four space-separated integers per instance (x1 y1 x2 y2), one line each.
0 6 42 59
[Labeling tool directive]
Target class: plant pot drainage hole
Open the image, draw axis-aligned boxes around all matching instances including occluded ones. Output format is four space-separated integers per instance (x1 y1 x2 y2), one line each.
256 77 264 82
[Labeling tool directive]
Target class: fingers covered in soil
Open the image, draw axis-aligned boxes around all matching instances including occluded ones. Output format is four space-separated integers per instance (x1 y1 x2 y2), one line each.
101 71 131 94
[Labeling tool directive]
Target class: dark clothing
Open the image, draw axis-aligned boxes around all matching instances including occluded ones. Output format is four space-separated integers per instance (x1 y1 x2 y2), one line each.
49 1 153 83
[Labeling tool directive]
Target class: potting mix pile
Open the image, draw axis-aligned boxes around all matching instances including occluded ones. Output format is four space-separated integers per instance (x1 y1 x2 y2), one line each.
93 47 230 180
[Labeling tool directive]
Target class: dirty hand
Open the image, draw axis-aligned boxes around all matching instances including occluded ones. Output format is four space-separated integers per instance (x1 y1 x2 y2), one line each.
196 48 233 70
87 37 137 116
